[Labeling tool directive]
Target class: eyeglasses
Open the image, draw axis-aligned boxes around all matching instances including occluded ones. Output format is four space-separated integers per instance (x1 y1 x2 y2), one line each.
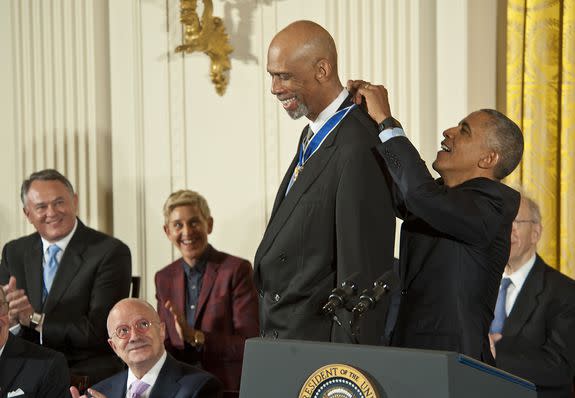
0 301 8 317
513 219 537 226
110 319 157 339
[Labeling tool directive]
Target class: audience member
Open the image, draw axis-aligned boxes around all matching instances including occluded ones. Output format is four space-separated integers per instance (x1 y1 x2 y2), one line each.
490 194 575 397
155 190 259 395
0 286 69 397
255 20 395 345
0 169 132 383
348 80 523 363
70 298 222 398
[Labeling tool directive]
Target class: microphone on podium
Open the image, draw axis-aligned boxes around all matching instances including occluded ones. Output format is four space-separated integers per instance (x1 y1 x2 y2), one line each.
322 273 359 316
352 269 399 316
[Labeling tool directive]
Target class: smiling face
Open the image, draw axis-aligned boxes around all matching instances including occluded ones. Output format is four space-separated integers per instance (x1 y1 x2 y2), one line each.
164 204 213 267
107 299 166 378
23 179 78 242
432 111 498 187
267 43 319 120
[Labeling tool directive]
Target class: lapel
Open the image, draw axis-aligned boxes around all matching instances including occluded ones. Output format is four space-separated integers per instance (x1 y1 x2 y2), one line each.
255 97 355 266
194 247 219 327
149 355 180 398
503 255 545 336
105 371 129 398
43 220 86 313
24 237 44 310
0 334 27 393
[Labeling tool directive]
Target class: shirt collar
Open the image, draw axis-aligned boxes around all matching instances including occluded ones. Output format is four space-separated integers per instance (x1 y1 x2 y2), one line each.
503 253 537 292
41 218 78 256
126 350 167 396
308 88 349 134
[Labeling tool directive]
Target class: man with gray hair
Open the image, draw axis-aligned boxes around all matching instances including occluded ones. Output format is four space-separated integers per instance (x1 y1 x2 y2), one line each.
489 194 575 397
0 168 132 384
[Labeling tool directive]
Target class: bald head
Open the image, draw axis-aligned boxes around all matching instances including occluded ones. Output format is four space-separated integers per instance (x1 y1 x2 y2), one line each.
267 20 343 121
270 20 339 74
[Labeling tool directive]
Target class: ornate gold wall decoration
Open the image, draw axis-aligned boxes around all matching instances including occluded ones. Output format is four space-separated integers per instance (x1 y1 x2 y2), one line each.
175 0 233 95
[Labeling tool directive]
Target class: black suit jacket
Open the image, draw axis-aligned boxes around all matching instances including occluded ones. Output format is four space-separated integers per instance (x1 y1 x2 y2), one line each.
92 353 223 398
254 97 396 345
0 333 69 398
496 255 575 398
377 136 520 363
0 219 132 382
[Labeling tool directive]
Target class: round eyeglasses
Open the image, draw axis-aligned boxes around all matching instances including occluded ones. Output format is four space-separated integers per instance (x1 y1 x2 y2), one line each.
111 319 157 339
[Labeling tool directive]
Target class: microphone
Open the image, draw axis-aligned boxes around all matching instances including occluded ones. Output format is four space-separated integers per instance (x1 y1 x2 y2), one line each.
352 269 399 315
322 273 359 316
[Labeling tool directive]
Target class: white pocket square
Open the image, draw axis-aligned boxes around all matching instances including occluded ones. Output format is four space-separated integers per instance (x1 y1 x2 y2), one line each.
7 388 25 397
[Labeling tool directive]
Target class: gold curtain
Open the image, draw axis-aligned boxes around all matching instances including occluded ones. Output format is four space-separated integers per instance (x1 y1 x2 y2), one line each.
506 0 575 278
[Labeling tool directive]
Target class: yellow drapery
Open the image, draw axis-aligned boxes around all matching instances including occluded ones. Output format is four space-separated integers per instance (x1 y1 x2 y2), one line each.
506 0 575 278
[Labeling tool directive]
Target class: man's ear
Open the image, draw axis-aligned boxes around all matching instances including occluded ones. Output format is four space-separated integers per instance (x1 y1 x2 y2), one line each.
107 338 116 352
163 224 170 237
532 222 542 245
478 150 499 170
315 59 332 82
207 217 214 235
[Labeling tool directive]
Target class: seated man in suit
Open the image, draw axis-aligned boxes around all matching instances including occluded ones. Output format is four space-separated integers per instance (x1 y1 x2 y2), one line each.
70 298 222 398
155 190 259 395
489 194 575 397
348 81 523 364
0 284 69 397
0 169 132 383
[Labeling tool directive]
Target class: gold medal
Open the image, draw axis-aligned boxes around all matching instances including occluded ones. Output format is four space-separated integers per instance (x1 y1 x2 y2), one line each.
294 165 303 180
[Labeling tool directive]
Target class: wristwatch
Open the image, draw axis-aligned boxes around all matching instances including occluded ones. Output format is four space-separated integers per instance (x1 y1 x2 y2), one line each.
29 312 43 328
378 116 402 132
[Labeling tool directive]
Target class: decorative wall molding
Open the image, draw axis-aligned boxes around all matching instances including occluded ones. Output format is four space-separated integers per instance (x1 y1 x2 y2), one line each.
2 0 498 302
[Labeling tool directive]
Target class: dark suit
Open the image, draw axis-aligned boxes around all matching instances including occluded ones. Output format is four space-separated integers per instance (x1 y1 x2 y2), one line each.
155 245 259 393
0 219 132 382
0 333 69 398
377 136 520 363
495 255 575 398
92 353 223 398
254 97 395 345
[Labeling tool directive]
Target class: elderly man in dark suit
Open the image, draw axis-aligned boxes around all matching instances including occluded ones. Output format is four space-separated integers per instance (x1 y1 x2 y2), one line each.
0 169 132 384
254 20 396 346
70 298 222 398
348 81 524 364
0 285 69 397
489 195 575 397
155 189 259 396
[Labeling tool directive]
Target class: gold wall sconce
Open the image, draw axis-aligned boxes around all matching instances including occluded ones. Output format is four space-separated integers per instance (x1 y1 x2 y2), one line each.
175 0 233 96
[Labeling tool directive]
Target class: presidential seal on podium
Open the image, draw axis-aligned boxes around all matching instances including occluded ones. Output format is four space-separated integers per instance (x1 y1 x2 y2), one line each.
299 363 380 398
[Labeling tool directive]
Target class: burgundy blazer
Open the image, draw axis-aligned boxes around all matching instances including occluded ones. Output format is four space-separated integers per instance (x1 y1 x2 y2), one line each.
155 245 259 393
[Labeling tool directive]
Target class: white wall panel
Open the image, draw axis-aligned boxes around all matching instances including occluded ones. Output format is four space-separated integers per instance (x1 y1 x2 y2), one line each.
0 0 112 248
2 0 499 303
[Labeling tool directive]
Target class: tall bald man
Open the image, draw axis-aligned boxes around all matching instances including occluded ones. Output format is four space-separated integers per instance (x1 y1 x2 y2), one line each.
254 20 395 344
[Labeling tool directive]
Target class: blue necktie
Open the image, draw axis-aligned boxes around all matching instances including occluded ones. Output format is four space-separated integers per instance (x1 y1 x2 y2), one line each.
43 244 61 298
490 277 512 333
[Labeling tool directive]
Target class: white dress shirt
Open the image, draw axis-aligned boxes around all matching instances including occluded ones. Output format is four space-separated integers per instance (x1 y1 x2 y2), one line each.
502 254 537 315
125 351 167 398
308 88 349 134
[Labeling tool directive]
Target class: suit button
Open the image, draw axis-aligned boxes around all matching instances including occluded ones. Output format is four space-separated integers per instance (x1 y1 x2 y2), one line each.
401 289 407 296
258 289 264 298
273 293 281 302
279 254 287 262
273 330 279 339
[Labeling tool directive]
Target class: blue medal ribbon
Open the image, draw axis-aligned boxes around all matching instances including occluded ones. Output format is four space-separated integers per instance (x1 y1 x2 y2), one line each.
286 103 356 194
